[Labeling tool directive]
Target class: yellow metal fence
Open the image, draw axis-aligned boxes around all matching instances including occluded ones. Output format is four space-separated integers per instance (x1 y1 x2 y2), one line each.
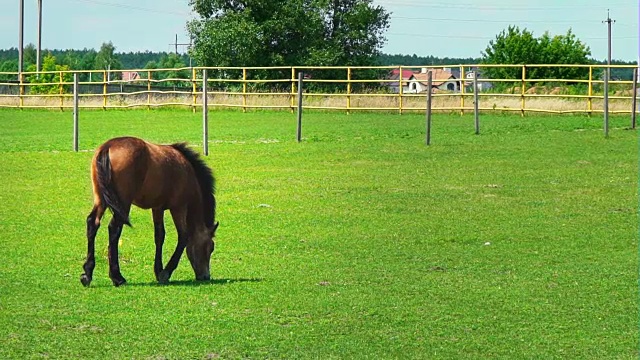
0 64 637 115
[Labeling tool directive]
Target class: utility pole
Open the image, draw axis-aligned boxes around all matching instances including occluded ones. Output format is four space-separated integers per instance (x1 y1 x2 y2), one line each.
170 34 191 55
169 34 191 55
603 9 615 79
37 0 42 73
170 34 193 66
18 0 24 74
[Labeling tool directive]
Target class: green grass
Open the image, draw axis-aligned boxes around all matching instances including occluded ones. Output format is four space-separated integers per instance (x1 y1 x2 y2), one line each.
0 108 637 359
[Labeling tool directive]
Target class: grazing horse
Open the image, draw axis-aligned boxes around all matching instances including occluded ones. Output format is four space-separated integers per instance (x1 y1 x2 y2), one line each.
80 137 218 287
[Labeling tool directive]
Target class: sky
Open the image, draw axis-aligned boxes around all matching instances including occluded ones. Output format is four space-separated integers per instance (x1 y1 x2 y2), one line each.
0 0 637 62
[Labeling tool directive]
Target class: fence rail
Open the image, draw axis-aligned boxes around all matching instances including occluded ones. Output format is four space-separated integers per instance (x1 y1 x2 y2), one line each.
0 64 638 115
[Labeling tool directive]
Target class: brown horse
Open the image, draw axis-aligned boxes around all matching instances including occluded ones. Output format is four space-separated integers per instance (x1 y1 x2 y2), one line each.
80 136 218 287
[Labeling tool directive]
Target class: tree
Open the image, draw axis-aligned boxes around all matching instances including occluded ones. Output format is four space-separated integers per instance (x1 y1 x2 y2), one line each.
94 42 122 81
26 53 72 94
159 53 190 85
23 43 37 67
187 0 390 68
481 26 592 82
481 26 541 79
537 29 591 80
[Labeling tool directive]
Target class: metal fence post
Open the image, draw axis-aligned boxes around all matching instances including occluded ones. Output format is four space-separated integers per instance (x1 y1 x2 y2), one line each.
604 68 609 138
426 71 432 146
296 71 303 142
202 69 209 155
73 73 79 152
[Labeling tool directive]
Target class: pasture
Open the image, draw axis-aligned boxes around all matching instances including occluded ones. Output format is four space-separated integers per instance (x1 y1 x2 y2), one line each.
0 108 637 359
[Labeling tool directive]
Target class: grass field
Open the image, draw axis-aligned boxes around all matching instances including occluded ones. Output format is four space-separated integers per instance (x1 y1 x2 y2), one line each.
0 108 637 359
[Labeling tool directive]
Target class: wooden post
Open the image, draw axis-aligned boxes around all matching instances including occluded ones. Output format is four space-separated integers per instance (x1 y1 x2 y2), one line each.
147 70 151 110
459 65 465 116
73 73 79 152
588 66 593 116
474 72 480 135
632 68 637 129
192 67 197 113
290 67 296 113
296 72 303 142
426 71 432 146
398 66 404 115
242 68 247 113
520 65 526 117
59 71 64 111
103 70 107 110
19 72 24 108
202 69 209 156
346 67 351 114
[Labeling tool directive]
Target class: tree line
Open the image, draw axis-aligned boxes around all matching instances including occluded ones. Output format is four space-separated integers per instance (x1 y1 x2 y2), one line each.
0 3 636 94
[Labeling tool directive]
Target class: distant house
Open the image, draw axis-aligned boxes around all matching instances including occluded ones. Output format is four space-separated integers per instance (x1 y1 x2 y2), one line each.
407 68 460 93
464 68 493 91
122 71 140 82
388 69 416 93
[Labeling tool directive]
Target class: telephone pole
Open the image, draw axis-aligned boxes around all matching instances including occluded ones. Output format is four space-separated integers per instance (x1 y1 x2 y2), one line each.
603 9 615 78
170 34 191 55
18 0 24 74
169 34 193 66
37 0 43 73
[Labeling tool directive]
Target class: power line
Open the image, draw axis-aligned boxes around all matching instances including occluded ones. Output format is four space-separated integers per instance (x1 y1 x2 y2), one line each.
386 32 636 41
375 0 634 11
68 0 193 17
391 15 598 24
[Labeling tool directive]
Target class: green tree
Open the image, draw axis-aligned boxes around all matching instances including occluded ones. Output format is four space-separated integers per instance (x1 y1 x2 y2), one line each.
23 43 37 68
94 42 122 81
26 53 72 94
537 29 591 80
187 0 390 68
481 26 541 79
481 26 592 82
0 59 18 82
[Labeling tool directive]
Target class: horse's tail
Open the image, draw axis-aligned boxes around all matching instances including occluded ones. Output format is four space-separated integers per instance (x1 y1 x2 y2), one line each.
94 145 132 226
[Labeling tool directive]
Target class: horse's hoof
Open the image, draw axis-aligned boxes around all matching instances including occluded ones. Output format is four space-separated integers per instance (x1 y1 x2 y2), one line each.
112 277 127 287
157 271 170 284
80 274 92 287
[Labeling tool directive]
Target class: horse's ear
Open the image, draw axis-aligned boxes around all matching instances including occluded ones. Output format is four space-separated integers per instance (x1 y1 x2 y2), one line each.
210 221 219 236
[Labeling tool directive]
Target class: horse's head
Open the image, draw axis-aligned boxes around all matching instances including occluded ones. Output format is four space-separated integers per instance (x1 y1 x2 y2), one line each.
186 221 219 281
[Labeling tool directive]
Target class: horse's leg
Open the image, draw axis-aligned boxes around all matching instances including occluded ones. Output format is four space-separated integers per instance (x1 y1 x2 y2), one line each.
152 208 165 281
107 211 130 286
157 208 188 284
81 205 104 287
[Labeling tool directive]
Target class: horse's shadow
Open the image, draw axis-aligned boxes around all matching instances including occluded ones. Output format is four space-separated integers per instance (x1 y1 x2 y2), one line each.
90 278 263 288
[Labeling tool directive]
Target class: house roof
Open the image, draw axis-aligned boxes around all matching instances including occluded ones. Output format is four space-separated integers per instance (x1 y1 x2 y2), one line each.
389 69 416 80
122 71 140 81
411 69 456 86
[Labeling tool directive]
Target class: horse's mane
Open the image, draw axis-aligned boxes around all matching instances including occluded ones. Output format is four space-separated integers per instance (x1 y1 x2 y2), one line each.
171 143 216 227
